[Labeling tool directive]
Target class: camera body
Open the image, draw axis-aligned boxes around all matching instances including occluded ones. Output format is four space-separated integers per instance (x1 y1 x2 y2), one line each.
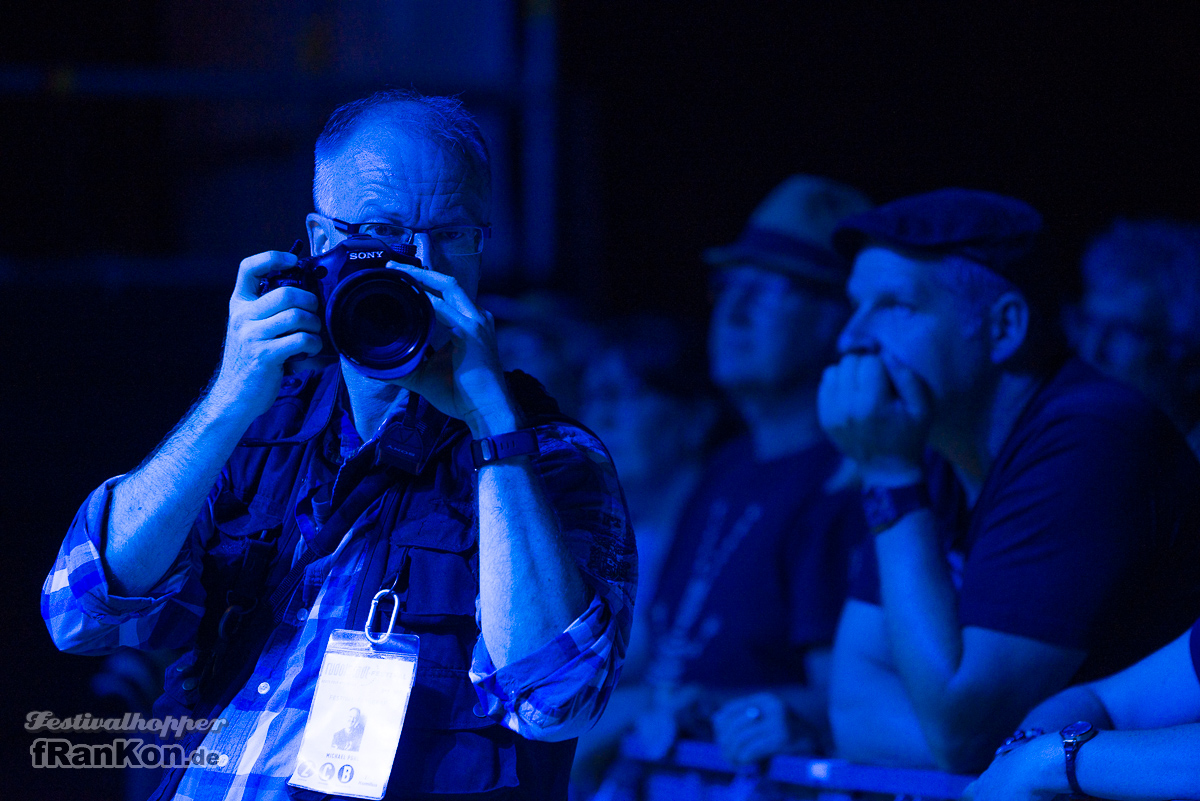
258 235 434 380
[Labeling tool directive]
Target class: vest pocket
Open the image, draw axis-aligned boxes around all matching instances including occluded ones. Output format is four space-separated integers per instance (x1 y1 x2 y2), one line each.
388 668 519 795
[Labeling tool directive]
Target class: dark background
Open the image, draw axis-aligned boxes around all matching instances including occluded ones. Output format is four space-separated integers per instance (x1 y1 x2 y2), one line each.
4 2 1200 796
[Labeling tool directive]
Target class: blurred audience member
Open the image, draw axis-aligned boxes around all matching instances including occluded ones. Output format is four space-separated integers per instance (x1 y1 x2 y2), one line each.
571 318 725 796
820 189 1200 773
1069 218 1200 453
487 289 600 418
581 316 725 675
588 175 874 788
966 615 1200 800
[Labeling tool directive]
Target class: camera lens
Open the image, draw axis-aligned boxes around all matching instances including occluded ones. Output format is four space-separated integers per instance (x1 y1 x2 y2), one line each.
326 269 434 379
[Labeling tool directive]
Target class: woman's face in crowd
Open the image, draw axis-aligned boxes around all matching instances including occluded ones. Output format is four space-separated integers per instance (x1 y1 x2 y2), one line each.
582 352 699 490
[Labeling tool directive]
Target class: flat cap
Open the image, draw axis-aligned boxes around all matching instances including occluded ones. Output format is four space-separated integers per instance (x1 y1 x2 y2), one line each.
832 188 1044 289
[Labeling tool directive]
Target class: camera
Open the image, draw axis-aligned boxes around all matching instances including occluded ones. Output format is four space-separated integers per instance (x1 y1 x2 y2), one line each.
258 235 434 380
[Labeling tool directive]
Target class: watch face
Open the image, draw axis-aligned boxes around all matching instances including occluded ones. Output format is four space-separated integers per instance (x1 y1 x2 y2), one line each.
1061 721 1094 739
863 488 897 522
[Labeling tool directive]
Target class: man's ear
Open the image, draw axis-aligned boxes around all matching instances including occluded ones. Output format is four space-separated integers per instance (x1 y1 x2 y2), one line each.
306 213 334 257
989 291 1030 364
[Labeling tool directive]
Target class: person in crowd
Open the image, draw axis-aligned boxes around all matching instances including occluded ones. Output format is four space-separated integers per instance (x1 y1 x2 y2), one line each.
604 175 873 781
819 188 1200 774
570 317 725 793
1069 218 1200 454
487 289 601 420
965 616 1200 800
42 89 635 800
581 316 726 677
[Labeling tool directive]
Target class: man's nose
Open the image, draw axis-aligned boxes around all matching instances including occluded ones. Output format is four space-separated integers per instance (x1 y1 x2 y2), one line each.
411 232 433 269
836 310 878 356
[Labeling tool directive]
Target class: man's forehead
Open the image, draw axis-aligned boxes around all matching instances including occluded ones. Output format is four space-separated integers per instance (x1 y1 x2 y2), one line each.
323 122 488 212
848 246 935 294
1084 278 1162 321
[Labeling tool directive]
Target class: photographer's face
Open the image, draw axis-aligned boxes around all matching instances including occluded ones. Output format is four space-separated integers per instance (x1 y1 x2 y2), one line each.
307 123 490 300
709 264 838 394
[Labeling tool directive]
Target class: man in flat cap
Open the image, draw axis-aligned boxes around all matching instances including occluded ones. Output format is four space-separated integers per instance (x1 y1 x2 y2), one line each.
591 176 873 779
818 188 1200 773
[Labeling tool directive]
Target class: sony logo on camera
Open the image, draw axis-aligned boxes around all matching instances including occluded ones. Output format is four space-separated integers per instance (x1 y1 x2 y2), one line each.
348 251 385 260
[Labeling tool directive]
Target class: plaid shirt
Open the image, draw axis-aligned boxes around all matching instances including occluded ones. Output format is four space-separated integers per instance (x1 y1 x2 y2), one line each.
42 385 636 800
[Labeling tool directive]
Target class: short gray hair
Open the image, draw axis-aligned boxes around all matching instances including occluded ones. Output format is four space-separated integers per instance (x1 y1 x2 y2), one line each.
930 254 1019 335
313 89 491 214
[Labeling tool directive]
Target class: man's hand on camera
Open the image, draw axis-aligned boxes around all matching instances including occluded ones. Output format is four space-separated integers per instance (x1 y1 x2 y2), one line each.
817 352 932 487
209 250 324 421
383 262 516 438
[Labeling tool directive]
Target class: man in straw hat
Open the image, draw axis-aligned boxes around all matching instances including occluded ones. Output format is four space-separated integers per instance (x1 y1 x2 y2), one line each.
596 176 873 775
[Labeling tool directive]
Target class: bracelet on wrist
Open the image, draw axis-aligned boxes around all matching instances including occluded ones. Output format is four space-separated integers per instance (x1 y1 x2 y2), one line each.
994 727 1045 756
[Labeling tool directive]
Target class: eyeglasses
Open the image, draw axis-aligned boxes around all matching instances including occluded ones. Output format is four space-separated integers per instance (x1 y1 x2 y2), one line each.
332 218 492 256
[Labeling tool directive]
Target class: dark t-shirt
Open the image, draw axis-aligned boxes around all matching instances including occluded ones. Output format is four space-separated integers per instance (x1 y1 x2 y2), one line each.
650 436 866 687
1191 618 1200 685
850 359 1200 682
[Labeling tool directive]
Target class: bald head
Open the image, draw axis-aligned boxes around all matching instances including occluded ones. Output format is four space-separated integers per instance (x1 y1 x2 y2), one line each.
313 90 491 216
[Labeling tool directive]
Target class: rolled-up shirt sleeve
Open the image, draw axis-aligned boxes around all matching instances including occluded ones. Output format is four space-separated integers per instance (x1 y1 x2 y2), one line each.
469 421 637 742
41 475 207 656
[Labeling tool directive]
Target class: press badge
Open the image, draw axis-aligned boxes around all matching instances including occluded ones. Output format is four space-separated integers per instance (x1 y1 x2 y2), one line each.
289 590 418 800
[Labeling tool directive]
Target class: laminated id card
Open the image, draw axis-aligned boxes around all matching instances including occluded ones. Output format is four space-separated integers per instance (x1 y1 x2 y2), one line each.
289 591 418 800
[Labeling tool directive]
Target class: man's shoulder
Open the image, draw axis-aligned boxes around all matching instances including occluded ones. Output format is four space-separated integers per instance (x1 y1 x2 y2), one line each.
997 358 1187 472
506 368 561 420
505 369 615 466
1027 358 1166 432
983 358 1200 513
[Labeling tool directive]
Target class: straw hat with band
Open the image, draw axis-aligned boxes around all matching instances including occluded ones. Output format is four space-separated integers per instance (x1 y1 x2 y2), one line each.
704 174 873 289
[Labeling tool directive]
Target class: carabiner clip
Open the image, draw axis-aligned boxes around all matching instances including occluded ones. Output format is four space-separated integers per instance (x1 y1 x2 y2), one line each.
365 588 400 644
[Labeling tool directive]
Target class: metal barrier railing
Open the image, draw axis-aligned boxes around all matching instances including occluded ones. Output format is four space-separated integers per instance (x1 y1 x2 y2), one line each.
609 736 977 801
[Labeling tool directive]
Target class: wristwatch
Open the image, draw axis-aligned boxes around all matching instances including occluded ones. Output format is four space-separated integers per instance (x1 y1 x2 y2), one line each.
470 428 539 469
861 483 930 535
1059 721 1098 799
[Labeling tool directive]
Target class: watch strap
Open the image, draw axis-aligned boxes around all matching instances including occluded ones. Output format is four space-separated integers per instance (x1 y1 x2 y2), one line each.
1060 721 1097 799
861 482 931 535
471 428 539 469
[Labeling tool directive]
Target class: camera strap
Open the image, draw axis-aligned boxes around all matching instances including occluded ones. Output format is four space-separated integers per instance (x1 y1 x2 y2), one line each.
268 393 454 624
267 466 396 625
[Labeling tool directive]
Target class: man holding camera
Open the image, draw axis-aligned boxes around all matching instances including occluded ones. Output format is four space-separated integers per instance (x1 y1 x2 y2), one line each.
818 189 1200 773
42 91 635 800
